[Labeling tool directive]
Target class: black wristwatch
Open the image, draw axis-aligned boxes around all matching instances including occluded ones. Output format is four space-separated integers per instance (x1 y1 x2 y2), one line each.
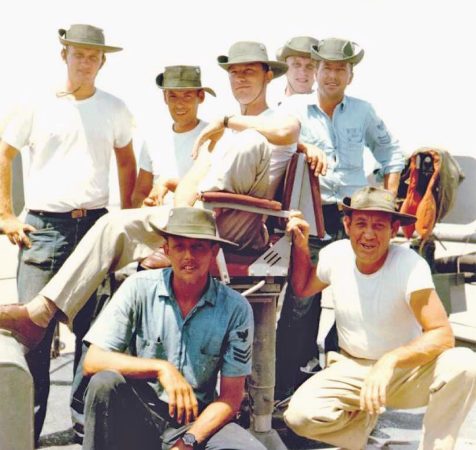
181 432 198 448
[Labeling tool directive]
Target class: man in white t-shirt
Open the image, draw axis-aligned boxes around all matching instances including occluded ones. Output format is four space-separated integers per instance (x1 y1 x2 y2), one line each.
283 186 476 450
132 66 215 207
0 24 136 442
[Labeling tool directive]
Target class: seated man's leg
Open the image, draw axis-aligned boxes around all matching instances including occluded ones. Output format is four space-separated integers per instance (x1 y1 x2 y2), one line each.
284 351 378 450
385 347 476 449
204 422 266 450
41 207 169 324
83 370 167 450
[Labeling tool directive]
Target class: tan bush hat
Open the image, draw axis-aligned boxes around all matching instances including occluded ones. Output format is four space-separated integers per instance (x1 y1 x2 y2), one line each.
311 37 364 65
58 24 122 53
342 186 416 225
218 41 288 78
276 36 319 62
156 66 216 96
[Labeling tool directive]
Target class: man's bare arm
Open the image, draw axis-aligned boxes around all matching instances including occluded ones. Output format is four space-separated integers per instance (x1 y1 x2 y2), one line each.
114 141 137 209
383 171 401 195
132 168 154 207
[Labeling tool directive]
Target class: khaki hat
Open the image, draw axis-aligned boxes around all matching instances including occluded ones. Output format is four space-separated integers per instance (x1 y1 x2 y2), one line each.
156 65 216 97
342 186 416 226
311 37 364 65
276 36 319 62
58 24 122 53
218 41 288 79
150 207 237 246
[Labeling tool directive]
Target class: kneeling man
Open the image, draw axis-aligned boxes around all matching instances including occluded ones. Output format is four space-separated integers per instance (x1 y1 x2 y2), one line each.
81 207 264 450
284 186 476 450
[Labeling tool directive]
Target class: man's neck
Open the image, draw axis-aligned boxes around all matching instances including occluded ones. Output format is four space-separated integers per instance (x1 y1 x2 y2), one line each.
240 98 268 116
317 90 344 118
355 250 390 275
173 118 199 133
61 81 97 100
172 275 208 318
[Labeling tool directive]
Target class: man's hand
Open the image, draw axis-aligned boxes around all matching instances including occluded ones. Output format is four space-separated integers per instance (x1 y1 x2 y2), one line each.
286 210 310 250
360 355 396 415
158 361 199 424
0 214 36 247
143 183 168 207
297 142 327 176
170 439 192 450
191 119 225 159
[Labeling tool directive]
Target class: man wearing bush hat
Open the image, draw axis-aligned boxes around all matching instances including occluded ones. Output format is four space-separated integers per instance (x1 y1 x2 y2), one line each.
275 37 405 401
284 186 476 449
276 35 319 97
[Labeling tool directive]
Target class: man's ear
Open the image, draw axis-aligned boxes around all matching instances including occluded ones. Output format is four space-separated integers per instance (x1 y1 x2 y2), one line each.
391 220 400 238
163 240 169 256
61 47 67 62
99 54 106 69
163 91 169 105
197 89 205 104
343 214 351 237
265 70 274 84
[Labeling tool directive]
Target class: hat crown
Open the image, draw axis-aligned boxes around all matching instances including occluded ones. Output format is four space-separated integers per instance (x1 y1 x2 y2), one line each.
164 208 218 239
60 24 105 46
350 187 397 212
227 41 269 64
277 35 319 61
311 37 363 64
162 65 202 89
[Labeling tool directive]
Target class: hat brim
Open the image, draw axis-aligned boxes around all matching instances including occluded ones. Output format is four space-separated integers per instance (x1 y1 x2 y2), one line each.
155 73 216 97
58 36 122 53
341 197 416 226
217 55 288 79
311 44 364 65
149 218 238 247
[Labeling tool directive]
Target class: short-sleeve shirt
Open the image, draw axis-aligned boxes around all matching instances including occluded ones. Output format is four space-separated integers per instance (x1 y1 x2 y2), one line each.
279 94 404 203
317 240 434 359
2 89 133 211
84 268 254 406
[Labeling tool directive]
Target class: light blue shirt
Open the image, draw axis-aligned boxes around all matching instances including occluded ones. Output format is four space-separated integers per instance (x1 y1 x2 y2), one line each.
280 93 404 203
84 268 254 406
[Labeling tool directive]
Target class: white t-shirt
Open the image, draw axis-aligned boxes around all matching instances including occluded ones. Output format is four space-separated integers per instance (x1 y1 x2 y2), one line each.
3 89 133 212
139 120 208 182
317 240 435 360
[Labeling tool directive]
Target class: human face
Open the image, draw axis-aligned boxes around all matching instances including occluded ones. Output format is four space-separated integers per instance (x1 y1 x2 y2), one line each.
164 89 204 133
164 236 218 286
285 56 316 94
315 60 353 101
63 45 104 88
344 211 399 274
228 62 272 108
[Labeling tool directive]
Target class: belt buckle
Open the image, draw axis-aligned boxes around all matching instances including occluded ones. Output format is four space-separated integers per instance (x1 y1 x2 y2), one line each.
71 209 87 219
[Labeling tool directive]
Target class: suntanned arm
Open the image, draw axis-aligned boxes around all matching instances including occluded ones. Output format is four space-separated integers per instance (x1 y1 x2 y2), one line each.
174 376 246 448
114 140 137 209
360 288 454 415
287 211 329 297
383 171 401 195
84 344 199 422
131 168 154 207
0 140 36 246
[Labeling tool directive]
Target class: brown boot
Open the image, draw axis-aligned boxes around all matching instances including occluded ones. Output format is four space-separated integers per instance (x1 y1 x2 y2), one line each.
0 304 47 349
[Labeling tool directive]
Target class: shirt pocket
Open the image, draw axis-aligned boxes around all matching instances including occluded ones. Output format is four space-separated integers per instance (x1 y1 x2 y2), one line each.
200 335 223 363
136 335 167 360
339 140 364 169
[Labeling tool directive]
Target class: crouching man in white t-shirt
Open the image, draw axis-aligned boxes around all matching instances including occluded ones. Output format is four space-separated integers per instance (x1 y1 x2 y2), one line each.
284 186 476 450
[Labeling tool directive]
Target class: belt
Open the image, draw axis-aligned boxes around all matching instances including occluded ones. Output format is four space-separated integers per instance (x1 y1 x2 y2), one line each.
28 208 108 219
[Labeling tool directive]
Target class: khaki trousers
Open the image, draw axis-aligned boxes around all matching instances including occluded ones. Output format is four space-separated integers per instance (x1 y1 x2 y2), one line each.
284 348 476 450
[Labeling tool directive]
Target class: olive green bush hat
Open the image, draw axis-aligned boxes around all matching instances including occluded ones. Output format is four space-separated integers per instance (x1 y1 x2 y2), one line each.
311 37 364 65
276 36 319 62
218 41 288 78
150 207 237 246
58 24 122 53
342 186 416 226
156 65 216 96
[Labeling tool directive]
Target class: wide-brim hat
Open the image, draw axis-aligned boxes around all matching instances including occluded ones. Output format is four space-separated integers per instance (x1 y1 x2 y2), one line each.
342 186 416 226
156 65 216 96
218 41 288 79
311 37 364 65
150 207 237 247
276 36 320 62
58 24 122 53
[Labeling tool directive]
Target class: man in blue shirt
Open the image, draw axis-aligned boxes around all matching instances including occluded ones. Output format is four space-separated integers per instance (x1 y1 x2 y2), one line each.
81 207 265 450
275 37 405 400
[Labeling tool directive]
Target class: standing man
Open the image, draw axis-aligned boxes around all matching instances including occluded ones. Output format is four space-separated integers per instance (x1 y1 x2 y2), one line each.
132 65 215 207
284 186 476 450
0 24 136 441
276 36 319 97
275 37 405 400
82 207 265 450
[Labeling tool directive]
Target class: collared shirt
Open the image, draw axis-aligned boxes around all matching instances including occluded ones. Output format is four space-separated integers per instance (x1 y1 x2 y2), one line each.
84 268 254 406
279 93 404 203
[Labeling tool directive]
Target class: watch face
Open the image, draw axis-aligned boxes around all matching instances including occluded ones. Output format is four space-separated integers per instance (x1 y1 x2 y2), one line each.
182 432 197 446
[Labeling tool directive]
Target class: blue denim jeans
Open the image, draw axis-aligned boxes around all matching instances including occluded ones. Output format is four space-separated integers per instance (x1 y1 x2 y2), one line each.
17 209 107 443
275 205 344 400
83 371 266 450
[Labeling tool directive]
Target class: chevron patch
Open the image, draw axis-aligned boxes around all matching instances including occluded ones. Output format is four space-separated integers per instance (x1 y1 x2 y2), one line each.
233 345 251 364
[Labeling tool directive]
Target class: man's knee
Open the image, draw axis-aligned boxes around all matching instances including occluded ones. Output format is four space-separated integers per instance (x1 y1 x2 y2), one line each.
206 422 266 450
86 370 126 402
433 347 476 392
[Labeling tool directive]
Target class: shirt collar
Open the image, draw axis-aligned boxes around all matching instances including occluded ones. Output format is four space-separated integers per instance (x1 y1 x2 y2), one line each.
159 268 217 307
307 94 348 112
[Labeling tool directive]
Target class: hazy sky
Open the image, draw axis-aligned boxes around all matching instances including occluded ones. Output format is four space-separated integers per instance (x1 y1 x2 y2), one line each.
1 0 474 159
